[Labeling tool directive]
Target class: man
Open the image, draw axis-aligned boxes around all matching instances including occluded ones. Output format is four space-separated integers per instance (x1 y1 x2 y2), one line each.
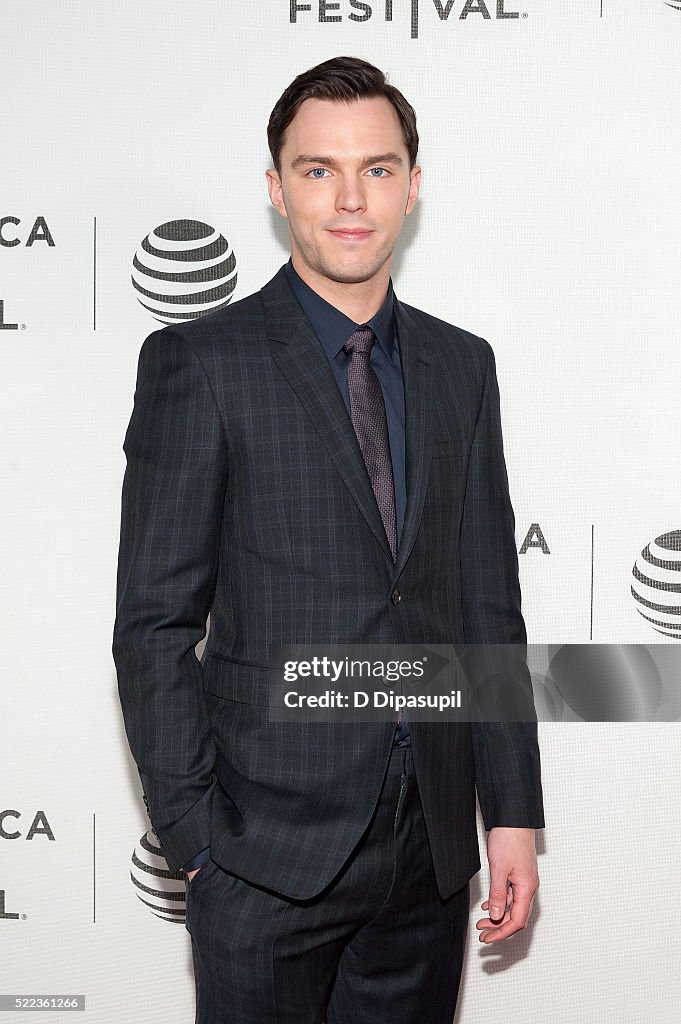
113 56 544 1024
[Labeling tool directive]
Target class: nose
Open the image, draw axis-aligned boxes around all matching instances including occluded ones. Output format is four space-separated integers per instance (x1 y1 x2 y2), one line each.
334 175 367 215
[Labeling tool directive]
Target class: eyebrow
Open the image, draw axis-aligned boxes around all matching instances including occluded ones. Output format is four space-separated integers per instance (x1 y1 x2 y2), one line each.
290 152 404 170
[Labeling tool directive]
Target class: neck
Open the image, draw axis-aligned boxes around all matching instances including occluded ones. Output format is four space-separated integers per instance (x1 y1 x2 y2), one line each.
290 254 391 323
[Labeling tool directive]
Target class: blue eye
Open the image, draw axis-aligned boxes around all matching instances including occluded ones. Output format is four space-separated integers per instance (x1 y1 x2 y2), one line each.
369 167 388 177
308 168 328 178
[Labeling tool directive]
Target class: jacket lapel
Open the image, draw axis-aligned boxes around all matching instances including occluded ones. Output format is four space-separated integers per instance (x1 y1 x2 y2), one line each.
392 298 432 582
261 266 433 581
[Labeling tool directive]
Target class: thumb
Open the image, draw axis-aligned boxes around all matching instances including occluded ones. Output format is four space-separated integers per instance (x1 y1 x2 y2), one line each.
487 868 509 923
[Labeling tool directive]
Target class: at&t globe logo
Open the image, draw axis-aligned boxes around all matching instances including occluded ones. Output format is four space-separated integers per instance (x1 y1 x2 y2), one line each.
132 219 237 324
131 829 187 922
631 530 681 638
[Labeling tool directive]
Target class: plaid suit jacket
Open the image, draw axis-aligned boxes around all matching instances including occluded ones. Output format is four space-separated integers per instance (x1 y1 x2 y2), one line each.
112 263 544 900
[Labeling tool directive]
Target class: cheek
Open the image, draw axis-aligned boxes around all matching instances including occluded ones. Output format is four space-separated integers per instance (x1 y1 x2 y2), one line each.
288 192 329 227
375 188 408 224
376 208 404 239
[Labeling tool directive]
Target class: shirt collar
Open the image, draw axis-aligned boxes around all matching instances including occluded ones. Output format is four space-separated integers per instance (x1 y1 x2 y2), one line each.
283 257 396 363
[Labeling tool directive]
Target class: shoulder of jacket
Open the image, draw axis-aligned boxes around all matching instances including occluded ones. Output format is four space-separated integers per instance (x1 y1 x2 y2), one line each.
398 300 493 363
139 288 266 363
168 289 264 340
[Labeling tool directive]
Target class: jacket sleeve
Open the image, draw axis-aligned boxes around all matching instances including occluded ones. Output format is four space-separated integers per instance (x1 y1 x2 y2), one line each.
460 339 545 831
112 327 228 871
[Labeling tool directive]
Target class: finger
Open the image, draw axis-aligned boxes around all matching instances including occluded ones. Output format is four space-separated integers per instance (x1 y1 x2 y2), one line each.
486 872 510 923
476 897 511 931
479 888 532 943
479 921 518 942
480 898 513 911
477 899 511 927
475 910 510 931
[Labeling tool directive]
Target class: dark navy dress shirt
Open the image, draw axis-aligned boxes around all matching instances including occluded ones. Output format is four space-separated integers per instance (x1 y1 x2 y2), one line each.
182 258 411 875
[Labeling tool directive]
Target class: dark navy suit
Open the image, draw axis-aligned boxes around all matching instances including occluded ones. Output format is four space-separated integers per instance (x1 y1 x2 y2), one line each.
113 262 544 1022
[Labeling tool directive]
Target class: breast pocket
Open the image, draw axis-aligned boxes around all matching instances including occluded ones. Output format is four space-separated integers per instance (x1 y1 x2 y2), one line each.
423 438 469 533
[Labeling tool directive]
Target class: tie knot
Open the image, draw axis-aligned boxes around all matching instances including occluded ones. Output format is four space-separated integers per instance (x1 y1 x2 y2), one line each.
342 326 375 357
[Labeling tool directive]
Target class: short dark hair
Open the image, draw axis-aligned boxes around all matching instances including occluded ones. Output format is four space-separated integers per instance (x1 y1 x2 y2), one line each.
267 56 419 175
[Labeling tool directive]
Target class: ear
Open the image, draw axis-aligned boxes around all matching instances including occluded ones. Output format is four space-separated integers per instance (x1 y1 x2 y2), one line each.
266 168 288 219
405 165 421 215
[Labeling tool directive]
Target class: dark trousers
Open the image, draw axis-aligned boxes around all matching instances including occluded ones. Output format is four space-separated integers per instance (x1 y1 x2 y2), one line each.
185 744 470 1023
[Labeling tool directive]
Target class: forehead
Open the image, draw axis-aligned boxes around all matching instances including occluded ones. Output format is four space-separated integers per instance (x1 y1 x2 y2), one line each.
282 96 406 160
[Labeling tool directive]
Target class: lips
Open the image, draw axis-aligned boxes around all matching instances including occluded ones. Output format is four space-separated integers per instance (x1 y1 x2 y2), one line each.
328 229 374 240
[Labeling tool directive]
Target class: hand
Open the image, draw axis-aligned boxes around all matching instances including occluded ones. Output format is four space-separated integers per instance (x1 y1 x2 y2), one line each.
476 827 539 943
186 866 203 883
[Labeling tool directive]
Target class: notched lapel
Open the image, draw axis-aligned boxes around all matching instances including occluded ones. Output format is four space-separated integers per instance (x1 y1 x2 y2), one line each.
260 267 433 579
392 298 432 581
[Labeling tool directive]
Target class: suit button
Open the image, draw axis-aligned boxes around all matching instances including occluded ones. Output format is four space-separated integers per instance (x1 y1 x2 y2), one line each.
391 589 401 605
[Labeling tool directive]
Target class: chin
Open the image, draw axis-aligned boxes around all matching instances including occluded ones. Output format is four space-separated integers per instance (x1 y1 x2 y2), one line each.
326 268 378 284
319 255 388 285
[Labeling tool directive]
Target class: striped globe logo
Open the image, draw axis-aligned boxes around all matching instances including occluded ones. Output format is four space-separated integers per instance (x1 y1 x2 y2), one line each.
132 219 237 324
631 530 681 639
130 829 187 923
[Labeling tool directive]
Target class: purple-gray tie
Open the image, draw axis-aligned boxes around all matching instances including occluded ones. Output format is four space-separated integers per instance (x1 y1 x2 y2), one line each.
342 327 398 562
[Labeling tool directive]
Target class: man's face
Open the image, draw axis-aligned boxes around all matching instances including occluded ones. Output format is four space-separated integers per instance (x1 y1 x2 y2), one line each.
267 96 420 286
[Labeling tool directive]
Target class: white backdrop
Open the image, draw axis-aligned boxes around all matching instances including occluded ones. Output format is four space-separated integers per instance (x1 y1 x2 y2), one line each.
2 1 681 1021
